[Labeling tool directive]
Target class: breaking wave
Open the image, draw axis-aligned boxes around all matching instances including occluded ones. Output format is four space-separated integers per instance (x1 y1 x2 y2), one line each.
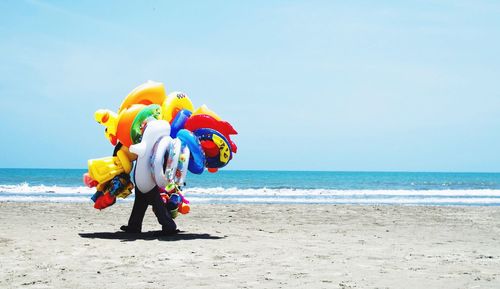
2 183 500 205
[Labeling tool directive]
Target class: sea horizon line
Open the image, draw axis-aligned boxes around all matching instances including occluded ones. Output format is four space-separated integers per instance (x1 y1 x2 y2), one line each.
1 167 499 174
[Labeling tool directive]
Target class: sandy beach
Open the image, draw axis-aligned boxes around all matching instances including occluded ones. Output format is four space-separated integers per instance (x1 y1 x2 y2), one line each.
1 202 500 288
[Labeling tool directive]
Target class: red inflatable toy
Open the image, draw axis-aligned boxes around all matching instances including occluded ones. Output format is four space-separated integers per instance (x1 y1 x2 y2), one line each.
184 114 238 153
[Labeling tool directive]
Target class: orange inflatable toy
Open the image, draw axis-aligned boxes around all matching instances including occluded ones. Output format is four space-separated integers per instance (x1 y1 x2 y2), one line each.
118 81 166 113
116 104 145 148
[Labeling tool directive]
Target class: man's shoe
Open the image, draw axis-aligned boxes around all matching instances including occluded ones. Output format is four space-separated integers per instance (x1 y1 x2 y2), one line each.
120 225 141 233
154 229 180 237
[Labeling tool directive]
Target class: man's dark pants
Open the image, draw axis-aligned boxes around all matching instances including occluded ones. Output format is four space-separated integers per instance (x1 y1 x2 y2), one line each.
127 186 177 232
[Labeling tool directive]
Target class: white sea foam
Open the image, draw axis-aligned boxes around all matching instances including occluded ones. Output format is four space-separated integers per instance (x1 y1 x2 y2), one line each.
186 197 500 205
0 183 94 195
183 187 500 198
1 183 500 205
0 195 499 205
0 196 98 203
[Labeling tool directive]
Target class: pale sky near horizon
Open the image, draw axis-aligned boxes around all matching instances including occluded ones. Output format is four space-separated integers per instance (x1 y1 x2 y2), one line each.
0 0 499 172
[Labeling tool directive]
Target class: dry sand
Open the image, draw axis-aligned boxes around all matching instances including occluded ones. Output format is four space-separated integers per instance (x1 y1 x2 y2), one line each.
1 202 500 288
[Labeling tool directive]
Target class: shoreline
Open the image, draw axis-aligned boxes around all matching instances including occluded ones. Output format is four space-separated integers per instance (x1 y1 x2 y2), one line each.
1 202 500 288
4 199 500 206
2 200 500 207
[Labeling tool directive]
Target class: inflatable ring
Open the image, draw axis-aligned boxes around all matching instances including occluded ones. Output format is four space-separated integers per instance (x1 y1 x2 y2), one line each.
165 138 182 184
151 136 172 188
193 128 232 169
116 104 145 148
175 144 190 185
118 81 166 113
130 104 162 145
129 120 171 193
176 129 205 174
162 91 194 122
170 109 192 138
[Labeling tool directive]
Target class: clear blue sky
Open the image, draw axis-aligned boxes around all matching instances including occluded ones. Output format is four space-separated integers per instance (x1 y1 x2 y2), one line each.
0 0 499 172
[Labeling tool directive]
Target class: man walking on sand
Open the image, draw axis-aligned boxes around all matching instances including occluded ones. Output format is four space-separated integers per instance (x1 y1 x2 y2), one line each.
120 185 178 235
113 144 178 235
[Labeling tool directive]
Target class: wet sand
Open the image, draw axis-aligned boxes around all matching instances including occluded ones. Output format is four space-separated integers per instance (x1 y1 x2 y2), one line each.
1 202 500 288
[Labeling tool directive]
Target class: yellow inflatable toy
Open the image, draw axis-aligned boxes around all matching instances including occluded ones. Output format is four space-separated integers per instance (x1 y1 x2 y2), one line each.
87 149 133 184
192 104 222 120
162 91 195 122
95 109 119 145
118 81 166 113
118 144 137 162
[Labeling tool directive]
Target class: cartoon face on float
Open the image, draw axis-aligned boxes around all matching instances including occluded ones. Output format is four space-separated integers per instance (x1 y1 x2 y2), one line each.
193 128 232 169
162 91 195 122
94 109 119 145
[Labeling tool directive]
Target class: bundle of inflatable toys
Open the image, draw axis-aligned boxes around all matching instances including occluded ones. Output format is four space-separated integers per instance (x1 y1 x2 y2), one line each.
83 81 238 218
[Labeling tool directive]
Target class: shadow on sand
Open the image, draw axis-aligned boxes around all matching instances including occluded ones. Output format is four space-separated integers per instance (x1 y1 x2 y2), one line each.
79 231 225 242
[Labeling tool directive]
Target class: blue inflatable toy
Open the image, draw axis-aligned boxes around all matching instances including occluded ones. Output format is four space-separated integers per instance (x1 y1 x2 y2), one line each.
176 129 206 174
170 109 192 138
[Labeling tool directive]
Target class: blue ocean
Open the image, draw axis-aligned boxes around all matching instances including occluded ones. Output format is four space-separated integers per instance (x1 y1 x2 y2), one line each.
1 169 500 206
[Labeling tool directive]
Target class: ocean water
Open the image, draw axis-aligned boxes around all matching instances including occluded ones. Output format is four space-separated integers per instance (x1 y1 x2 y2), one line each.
1 169 500 206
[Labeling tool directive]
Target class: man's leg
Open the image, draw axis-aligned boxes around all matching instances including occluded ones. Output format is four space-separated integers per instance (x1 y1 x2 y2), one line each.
148 187 177 233
124 189 148 232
